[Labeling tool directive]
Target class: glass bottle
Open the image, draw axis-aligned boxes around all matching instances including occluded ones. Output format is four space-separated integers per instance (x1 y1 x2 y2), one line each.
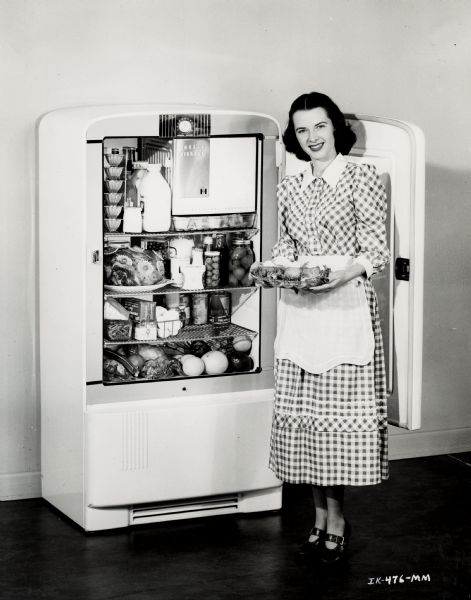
126 162 147 207
134 303 157 341
179 294 191 325
213 233 229 286
122 146 137 174
203 235 214 257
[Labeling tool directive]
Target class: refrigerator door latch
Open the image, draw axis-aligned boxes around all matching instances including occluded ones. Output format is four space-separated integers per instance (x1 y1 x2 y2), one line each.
395 257 410 281
92 250 100 264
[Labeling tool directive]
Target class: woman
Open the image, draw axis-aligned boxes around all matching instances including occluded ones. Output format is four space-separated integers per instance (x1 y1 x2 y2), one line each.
268 92 390 563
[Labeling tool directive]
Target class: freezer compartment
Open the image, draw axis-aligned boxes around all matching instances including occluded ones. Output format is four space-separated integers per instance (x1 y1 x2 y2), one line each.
171 136 259 216
85 388 280 508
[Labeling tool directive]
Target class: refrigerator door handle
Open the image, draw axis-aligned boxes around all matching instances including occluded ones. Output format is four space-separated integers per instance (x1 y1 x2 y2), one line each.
395 257 410 281
91 249 100 264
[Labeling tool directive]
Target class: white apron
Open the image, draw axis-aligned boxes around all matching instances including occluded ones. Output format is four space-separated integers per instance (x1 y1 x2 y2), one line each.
274 256 374 374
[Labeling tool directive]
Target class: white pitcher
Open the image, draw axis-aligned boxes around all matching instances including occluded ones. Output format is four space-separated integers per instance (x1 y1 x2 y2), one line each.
168 236 194 260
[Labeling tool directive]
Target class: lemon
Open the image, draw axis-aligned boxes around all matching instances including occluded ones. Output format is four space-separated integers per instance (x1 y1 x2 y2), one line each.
232 335 252 353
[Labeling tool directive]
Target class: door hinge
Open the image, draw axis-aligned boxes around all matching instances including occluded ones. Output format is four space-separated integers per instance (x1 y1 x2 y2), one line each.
395 257 410 281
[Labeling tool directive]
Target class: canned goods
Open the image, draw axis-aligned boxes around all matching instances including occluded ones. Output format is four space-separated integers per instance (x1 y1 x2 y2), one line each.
191 293 209 325
208 291 231 324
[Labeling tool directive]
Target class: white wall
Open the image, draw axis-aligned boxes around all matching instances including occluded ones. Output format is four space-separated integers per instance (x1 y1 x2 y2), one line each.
1 0 471 499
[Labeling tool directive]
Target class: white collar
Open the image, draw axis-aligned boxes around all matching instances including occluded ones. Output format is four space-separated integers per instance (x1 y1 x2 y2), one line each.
299 153 347 191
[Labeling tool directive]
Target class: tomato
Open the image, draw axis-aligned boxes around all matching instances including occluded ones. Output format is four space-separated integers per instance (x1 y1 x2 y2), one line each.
228 351 254 372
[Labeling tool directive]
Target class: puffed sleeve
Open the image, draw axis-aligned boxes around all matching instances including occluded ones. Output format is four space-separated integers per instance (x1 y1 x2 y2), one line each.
271 179 297 261
352 164 390 277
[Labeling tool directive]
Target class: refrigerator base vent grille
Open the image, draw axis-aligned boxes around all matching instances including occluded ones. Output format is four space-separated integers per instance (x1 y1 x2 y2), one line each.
129 494 239 525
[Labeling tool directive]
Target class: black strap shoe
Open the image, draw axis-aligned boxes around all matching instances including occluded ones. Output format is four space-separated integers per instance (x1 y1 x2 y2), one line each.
321 521 351 563
297 527 326 558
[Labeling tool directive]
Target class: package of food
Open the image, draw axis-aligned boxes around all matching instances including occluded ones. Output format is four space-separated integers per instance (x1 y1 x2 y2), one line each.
104 298 130 320
104 319 133 341
121 298 156 321
104 246 165 286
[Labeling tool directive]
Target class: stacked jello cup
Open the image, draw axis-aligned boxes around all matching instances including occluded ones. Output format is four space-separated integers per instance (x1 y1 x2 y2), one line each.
103 149 124 232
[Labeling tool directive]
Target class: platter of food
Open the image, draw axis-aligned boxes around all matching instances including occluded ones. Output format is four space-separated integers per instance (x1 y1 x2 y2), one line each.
250 259 331 289
104 281 171 293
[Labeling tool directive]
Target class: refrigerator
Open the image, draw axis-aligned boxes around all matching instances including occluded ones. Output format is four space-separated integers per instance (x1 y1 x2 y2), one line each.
38 104 424 531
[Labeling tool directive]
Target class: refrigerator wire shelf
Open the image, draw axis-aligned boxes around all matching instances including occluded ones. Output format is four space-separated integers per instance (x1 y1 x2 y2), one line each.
104 284 257 298
103 323 257 347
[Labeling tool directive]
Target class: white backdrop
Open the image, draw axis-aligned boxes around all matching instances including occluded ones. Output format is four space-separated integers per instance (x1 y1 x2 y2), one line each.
1 0 471 499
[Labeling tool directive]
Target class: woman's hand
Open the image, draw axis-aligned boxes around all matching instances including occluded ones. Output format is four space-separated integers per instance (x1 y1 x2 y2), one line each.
305 263 366 294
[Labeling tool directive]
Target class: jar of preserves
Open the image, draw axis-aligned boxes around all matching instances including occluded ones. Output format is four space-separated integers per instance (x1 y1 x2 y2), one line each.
229 239 255 286
204 250 221 288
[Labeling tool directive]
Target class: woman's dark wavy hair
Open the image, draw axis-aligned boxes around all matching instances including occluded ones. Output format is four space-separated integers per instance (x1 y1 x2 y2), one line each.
282 92 357 161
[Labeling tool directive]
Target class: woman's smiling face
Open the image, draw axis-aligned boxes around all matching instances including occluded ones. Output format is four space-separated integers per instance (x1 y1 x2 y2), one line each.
293 107 337 164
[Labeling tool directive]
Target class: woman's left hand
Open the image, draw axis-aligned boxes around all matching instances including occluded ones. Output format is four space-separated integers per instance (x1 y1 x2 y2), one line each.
304 263 366 294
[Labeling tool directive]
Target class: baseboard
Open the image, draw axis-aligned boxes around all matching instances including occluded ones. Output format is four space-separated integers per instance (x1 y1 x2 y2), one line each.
388 425 471 460
0 471 41 501
1 428 471 502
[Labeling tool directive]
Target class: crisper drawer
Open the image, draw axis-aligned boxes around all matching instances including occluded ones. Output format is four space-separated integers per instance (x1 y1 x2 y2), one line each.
85 389 279 507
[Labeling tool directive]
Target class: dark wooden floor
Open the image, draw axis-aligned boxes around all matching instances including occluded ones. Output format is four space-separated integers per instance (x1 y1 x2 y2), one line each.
1 454 471 600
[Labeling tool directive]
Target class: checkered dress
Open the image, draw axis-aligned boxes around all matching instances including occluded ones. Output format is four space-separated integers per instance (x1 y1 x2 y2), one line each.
269 161 390 486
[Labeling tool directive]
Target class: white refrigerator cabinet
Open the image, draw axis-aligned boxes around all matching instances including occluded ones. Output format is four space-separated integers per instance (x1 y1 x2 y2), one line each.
39 105 282 531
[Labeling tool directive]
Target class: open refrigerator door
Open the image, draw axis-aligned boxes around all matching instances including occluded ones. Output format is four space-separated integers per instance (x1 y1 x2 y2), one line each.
285 115 425 430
